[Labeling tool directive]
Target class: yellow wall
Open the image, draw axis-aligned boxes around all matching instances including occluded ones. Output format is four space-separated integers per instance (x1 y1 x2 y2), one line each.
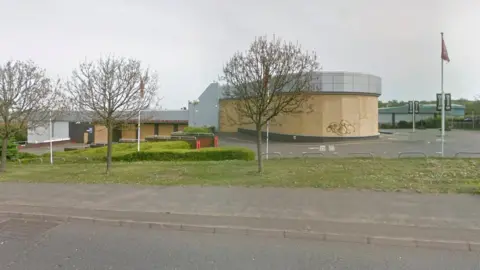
94 123 186 143
219 94 379 137
94 125 108 143
140 124 155 140
121 124 137 140
158 124 173 136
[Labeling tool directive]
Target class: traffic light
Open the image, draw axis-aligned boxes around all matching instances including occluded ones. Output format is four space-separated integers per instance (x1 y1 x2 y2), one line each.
414 101 420 114
408 101 413 114
436 93 452 111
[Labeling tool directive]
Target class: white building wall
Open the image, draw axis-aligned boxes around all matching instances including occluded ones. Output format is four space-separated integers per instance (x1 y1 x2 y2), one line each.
27 121 70 143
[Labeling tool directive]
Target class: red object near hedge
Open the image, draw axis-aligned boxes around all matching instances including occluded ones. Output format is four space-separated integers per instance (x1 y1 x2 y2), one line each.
196 140 201 149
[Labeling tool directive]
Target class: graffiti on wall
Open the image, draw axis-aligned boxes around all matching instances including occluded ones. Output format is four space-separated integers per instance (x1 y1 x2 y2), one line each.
326 120 355 136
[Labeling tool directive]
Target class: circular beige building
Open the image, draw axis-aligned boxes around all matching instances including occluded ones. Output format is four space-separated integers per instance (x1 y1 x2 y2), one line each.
190 71 382 142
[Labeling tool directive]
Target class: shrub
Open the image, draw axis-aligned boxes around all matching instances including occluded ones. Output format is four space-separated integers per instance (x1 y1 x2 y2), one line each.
379 123 394 129
17 152 39 159
182 126 211 134
14 129 27 143
51 141 193 161
112 147 255 162
396 121 411 129
0 140 19 160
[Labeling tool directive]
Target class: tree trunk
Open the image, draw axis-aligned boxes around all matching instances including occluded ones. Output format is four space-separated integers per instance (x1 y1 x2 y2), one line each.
106 123 113 175
256 124 263 173
0 138 8 172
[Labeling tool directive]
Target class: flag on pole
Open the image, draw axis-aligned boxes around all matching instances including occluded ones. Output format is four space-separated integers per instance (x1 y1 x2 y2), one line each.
139 77 145 98
441 36 450 62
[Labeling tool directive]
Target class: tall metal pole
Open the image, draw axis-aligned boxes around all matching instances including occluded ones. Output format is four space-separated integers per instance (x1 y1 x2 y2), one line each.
137 110 141 152
412 99 415 133
266 90 270 160
441 32 445 157
49 112 53 164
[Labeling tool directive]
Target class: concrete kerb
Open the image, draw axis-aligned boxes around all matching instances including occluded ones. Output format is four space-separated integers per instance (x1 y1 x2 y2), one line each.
1 210 479 252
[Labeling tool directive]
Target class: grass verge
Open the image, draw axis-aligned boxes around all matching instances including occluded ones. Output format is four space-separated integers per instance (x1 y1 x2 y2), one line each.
1 158 480 193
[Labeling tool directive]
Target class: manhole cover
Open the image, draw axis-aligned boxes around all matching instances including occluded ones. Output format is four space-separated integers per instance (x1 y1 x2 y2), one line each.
0 219 59 240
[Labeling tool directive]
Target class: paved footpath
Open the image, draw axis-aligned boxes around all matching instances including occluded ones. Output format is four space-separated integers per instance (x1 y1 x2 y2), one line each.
1 183 480 249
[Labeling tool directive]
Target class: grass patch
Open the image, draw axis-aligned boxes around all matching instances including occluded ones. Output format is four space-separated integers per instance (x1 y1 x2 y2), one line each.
1 158 480 193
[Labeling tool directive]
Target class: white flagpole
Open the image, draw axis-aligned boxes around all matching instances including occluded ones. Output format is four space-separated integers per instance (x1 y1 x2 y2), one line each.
137 110 141 152
441 32 445 157
266 91 269 160
49 112 53 164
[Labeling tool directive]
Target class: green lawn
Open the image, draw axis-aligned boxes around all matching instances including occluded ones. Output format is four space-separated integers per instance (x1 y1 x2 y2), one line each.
1 158 480 193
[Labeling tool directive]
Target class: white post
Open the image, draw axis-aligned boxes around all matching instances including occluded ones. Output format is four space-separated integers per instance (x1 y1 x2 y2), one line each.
266 121 269 160
49 112 53 164
472 111 475 129
137 110 141 152
440 33 445 157
266 91 270 160
412 99 415 133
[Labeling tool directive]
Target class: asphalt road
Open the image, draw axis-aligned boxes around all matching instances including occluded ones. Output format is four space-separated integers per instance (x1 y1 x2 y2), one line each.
219 129 480 158
2 219 480 270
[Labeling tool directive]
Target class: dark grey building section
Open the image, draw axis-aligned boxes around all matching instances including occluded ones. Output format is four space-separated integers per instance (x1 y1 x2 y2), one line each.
68 122 94 144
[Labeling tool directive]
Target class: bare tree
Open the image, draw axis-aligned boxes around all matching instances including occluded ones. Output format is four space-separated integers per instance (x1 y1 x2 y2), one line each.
66 56 158 174
0 60 65 172
222 36 319 172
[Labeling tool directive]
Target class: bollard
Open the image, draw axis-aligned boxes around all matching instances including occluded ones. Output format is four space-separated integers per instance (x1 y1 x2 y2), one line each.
196 140 201 149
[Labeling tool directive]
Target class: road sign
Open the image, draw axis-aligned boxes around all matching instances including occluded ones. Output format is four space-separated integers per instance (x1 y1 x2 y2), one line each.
436 93 452 111
445 93 452 111
414 101 420 114
408 101 419 114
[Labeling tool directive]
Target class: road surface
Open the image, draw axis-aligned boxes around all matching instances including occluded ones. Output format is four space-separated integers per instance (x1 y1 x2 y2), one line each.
1 219 480 270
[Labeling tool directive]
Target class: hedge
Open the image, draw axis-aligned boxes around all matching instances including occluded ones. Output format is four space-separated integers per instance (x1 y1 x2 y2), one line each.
0 140 19 160
182 126 212 134
44 142 253 162
112 147 255 162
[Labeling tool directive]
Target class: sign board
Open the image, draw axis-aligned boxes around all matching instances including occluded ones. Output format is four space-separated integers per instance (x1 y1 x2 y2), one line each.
86 127 93 134
445 93 452 111
414 101 420 114
436 94 442 111
436 93 452 111
408 101 414 114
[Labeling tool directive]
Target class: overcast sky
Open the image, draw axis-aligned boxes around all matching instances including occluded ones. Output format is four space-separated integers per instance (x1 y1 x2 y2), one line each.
1 0 478 109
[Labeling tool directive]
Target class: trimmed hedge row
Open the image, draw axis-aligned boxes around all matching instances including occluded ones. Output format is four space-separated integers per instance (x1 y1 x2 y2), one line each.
38 141 255 162
182 126 211 134
54 141 191 158
112 147 255 162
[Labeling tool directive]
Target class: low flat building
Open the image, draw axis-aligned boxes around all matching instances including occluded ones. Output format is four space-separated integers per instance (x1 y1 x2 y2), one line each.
27 110 189 145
